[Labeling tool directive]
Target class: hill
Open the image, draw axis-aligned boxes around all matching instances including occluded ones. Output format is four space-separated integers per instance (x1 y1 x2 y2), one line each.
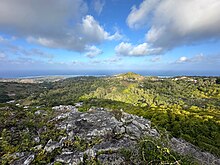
114 72 145 81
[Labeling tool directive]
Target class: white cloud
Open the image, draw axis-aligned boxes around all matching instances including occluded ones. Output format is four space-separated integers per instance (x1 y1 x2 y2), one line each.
115 42 162 56
0 1 119 52
27 15 121 51
127 0 160 29
176 56 189 63
27 15 119 51
93 0 105 15
27 37 56 48
107 31 123 41
80 15 122 42
81 15 108 43
175 54 205 64
0 0 87 36
127 0 220 51
85 45 103 58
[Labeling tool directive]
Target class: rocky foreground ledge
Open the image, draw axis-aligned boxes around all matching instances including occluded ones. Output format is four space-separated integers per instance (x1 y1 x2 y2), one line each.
13 105 220 165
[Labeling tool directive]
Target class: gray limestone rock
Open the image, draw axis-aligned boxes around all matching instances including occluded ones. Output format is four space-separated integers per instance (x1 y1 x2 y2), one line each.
55 152 83 164
170 137 220 165
23 154 35 165
33 136 40 143
34 110 46 115
52 105 78 113
84 148 96 158
11 105 220 164
33 144 42 151
97 153 125 165
44 139 61 153
51 107 161 164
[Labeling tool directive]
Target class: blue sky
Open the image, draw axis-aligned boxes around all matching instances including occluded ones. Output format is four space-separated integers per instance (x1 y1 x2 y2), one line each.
0 0 220 75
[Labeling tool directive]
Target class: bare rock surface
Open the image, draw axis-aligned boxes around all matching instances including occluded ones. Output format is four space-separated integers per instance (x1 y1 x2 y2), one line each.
170 137 220 165
52 107 157 164
13 105 220 164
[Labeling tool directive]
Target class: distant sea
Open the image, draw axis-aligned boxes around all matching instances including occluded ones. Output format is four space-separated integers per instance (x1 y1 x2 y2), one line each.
0 70 219 78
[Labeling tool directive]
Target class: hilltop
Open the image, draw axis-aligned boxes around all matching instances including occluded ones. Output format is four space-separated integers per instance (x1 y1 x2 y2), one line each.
114 72 145 81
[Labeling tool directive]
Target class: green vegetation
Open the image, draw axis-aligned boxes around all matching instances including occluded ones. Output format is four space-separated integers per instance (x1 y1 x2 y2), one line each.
0 73 220 163
0 82 51 103
0 104 66 164
25 77 100 106
78 75 220 156
120 136 198 164
115 72 145 81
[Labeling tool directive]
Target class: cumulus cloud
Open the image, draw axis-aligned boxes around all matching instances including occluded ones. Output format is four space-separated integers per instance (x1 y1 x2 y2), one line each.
0 1 119 52
172 53 220 72
93 0 105 15
85 45 103 58
0 0 87 36
27 15 119 51
176 56 190 63
115 42 162 56
81 15 115 42
127 0 220 51
175 54 206 64
127 0 160 29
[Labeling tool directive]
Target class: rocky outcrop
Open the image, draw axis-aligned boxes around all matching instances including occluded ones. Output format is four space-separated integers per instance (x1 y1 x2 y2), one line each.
13 105 220 164
170 137 220 165
52 105 77 112
52 107 159 164
57 107 159 140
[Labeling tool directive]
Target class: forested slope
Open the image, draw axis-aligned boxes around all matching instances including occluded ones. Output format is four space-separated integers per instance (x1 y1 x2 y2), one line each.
1 73 220 162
